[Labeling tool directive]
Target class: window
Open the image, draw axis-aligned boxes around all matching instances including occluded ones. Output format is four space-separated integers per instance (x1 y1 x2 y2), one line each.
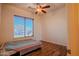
25 19 33 36
14 16 33 38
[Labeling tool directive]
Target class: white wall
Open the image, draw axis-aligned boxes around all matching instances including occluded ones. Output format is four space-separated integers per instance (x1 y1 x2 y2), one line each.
41 7 68 46
34 15 42 41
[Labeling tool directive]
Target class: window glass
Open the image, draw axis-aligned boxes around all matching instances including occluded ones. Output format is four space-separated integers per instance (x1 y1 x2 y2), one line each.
14 16 24 38
14 16 33 38
25 18 33 36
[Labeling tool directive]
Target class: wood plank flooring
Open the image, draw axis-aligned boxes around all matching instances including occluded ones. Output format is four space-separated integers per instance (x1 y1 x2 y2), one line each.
26 41 67 56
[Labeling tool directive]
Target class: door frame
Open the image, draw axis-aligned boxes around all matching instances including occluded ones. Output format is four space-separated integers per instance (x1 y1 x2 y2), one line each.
67 4 79 56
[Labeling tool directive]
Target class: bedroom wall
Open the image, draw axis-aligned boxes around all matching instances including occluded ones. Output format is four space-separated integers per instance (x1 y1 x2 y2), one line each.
41 7 68 46
1 4 42 43
34 15 42 41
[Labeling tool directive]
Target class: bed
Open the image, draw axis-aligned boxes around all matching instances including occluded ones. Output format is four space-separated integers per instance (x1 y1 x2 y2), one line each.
5 39 41 56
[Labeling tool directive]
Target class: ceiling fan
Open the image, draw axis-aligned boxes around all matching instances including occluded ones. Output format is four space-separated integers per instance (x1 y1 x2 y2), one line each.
35 4 50 14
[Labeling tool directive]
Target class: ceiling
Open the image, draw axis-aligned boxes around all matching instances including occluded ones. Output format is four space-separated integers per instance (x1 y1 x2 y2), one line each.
9 3 65 14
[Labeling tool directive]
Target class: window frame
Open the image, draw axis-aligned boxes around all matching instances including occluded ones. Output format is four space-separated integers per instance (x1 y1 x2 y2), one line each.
14 15 34 38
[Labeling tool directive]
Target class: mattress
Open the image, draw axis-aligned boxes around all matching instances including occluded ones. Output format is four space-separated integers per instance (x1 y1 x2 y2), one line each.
5 40 41 50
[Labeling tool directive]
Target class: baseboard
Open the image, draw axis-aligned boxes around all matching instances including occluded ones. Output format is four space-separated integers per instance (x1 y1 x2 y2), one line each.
41 40 67 48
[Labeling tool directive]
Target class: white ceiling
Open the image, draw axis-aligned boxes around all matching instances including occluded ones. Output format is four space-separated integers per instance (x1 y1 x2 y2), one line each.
9 3 65 13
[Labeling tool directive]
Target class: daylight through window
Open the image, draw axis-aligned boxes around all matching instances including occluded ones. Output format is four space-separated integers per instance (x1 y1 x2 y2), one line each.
14 16 33 38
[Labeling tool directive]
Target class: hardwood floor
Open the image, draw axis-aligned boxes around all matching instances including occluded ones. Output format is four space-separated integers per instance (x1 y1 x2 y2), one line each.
25 41 67 56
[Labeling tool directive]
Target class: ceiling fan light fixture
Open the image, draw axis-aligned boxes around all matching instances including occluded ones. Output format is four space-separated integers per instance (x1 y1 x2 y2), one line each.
35 4 50 14
37 8 41 12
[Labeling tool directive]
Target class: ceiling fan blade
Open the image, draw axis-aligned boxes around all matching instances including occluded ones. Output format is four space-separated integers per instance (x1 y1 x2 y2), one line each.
35 11 38 14
41 10 47 13
42 5 50 9
36 3 40 5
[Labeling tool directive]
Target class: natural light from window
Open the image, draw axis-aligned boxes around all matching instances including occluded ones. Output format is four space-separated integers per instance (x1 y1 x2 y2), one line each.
14 16 33 38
